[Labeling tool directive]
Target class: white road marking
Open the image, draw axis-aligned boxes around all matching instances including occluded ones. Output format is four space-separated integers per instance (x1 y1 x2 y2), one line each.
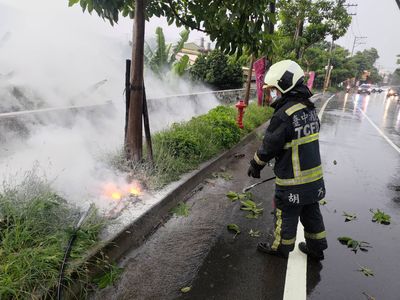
358 108 400 154
283 94 335 300
283 225 307 300
318 94 336 121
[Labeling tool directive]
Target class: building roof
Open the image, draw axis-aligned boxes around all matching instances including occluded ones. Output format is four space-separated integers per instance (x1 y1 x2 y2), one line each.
183 42 203 52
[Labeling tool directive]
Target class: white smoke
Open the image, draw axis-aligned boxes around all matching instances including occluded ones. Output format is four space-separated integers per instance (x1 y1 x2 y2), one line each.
0 0 220 212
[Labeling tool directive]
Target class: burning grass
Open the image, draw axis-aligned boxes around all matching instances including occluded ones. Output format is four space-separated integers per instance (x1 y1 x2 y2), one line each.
0 170 106 299
106 103 273 189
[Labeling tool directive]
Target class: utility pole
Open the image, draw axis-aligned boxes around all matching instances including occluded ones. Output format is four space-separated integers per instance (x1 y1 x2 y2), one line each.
351 36 367 56
323 37 334 93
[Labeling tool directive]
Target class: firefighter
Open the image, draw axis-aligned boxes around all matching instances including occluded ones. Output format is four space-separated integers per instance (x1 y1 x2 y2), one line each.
247 60 327 260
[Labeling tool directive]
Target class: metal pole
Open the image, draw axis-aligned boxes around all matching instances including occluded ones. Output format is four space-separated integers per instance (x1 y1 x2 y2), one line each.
142 86 153 162
124 59 131 143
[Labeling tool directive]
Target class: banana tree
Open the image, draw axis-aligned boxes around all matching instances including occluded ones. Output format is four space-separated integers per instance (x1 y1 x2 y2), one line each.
144 27 189 76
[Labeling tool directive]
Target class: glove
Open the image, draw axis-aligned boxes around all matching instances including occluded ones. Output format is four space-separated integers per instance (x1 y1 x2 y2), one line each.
247 159 262 178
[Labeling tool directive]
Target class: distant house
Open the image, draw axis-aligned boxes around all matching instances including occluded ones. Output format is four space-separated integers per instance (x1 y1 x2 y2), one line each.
176 38 211 65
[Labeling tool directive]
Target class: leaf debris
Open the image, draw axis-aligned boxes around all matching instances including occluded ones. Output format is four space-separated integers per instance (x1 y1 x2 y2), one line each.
370 209 391 225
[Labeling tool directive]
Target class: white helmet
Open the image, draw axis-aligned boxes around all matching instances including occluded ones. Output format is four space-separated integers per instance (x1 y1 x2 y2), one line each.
263 60 305 94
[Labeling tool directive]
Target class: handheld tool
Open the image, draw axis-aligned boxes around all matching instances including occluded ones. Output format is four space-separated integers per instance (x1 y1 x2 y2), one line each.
242 176 276 193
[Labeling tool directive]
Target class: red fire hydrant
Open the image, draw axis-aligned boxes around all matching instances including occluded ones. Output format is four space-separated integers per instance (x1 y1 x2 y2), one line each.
235 100 247 129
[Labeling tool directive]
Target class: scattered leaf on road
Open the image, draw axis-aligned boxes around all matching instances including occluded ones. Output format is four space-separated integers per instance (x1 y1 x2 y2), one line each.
249 229 261 237
333 160 337 165
362 292 376 300
240 199 263 218
343 211 357 222
358 266 374 277
226 191 239 201
226 191 252 202
370 209 391 225
338 236 372 253
227 224 241 238
212 172 233 180
319 199 328 205
180 286 191 293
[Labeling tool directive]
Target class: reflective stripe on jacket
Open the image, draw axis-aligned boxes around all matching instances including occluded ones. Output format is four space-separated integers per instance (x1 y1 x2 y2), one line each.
254 95 325 202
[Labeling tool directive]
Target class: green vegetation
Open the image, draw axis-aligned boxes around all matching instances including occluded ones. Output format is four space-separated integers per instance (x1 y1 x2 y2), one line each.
240 199 264 219
92 263 124 289
212 171 233 181
171 201 190 217
144 27 190 76
337 236 372 253
276 0 351 60
227 223 241 238
190 50 244 90
0 171 105 299
358 266 374 277
109 104 273 189
226 191 253 202
370 209 391 225
69 1 275 57
180 286 192 293
342 211 357 222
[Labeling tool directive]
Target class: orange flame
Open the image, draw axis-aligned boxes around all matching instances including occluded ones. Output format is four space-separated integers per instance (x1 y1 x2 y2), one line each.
128 181 142 197
111 192 122 200
103 181 142 200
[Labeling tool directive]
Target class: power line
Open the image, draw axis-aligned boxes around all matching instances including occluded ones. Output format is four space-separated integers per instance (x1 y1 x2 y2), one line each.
342 3 358 15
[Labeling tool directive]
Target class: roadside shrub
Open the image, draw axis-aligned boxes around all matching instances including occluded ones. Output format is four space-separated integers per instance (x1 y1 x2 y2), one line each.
153 124 203 159
108 103 273 189
190 50 244 90
243 103 274 133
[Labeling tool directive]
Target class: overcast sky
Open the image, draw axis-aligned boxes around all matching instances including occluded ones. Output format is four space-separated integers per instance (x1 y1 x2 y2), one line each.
146 0 400 72
1 0 398 72
336 0 400 72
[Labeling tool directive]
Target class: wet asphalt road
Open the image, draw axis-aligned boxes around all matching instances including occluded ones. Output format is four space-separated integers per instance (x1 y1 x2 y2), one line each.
93 92 400 300
309 92 400 300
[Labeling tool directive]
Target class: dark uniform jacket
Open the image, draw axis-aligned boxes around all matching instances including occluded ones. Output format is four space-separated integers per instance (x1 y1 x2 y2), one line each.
252 85 325 205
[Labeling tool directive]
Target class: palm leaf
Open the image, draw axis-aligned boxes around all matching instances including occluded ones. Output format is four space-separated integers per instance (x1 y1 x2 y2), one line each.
173 55 190 76
170 29 190 64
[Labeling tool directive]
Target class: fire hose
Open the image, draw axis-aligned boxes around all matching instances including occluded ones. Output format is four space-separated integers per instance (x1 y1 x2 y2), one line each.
242 176 276 193
57 204 94 300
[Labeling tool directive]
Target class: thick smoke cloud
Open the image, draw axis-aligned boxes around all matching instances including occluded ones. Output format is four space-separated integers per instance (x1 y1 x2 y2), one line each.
0 0 220 212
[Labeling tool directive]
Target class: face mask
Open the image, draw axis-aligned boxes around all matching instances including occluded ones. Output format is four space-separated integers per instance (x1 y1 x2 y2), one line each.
270 89 280 103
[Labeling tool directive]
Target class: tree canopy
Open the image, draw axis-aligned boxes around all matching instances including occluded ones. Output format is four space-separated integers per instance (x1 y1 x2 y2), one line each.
69 0 276 57
301 43 383 88
276 0 351 60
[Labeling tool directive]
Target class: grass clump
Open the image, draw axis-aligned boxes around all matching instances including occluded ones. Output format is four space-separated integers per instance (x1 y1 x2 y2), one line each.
0 171 105 299
107 103 273 189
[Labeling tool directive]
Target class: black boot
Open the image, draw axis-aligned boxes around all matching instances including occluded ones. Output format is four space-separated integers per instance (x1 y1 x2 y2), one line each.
257 242 288 258
298 242 324 260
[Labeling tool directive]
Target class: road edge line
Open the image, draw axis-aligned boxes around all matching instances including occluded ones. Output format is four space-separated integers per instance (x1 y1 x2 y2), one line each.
318 94 336 120
358 108 400 154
